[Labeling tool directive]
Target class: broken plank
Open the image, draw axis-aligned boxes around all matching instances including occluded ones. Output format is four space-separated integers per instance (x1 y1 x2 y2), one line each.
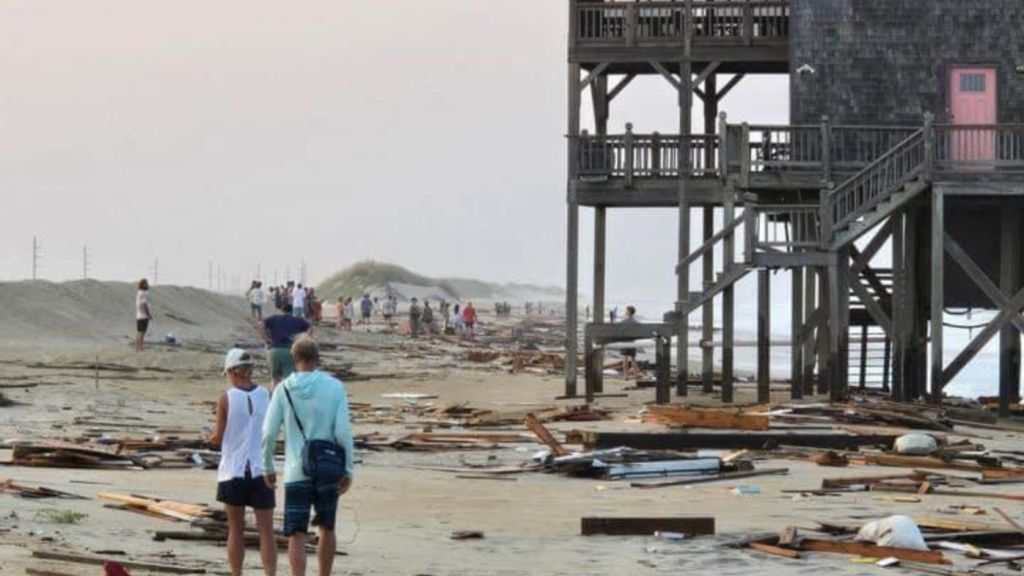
643 405 769 431
580 517 715 537
524 413 569 457
748 542 801 559
31 550 206 574
798 539 949 565
576 431 898 451
631 468 788 489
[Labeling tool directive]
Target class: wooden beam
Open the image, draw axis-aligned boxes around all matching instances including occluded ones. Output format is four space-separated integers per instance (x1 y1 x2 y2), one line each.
850 221 894 275
577 431 899 451
606 73 636 103
930 189 944 400
716 73 746 100
791 267 804 400
1000 203 1022 414
941 285 1024 386
944 232 1024 334
758 269 771 403
748 542 801 559
676 217 743 272
693 87 707 102
850 277 894 337
650 61 681 91
581 517 715 537
30 550 205 574
579 63 610 93
524 413 569 457
643 405 769 431
799 540 949 565
694 61 722 89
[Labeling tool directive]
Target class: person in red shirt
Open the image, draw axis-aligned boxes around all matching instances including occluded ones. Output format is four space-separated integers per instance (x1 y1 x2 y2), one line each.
462 302 478 339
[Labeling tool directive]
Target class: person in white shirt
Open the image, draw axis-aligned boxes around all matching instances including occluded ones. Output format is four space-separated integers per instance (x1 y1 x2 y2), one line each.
247 281 266 322
291 284 307 319
135 279 151 352
208 349 277 576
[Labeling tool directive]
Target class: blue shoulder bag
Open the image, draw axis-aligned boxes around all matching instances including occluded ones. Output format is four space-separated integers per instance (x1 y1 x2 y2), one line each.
283 386 346 485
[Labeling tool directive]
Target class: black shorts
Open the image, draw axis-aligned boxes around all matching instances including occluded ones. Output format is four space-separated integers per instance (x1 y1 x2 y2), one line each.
136 319 150 333
622 348 637 358
217 472 276 510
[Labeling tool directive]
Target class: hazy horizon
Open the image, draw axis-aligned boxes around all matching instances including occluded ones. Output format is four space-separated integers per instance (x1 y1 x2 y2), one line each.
0 0 788 304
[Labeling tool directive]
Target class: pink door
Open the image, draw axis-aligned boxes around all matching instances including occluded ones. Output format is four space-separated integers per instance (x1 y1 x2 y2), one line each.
950 67 997 163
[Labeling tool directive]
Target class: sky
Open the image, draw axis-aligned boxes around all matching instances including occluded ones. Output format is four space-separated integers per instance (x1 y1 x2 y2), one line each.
0 0 788 305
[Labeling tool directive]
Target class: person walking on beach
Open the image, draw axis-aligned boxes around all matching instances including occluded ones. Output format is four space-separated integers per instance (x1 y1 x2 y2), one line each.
334 297 346 331
422 300 435 335
409 298 422 338
261 338 354 576
247 281 265 323
291 284 307 319
135 279 152 352
382 296 396 329
260 304 312 387
208 349 277 576
462 302 477 339
360 294 373 327
620 305 640 379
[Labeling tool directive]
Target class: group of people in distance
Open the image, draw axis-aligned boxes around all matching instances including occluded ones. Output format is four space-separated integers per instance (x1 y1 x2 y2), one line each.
250 281 323 324
408 298 477 338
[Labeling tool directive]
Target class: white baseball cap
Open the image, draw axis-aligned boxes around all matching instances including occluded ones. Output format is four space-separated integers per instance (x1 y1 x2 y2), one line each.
223 348 255 374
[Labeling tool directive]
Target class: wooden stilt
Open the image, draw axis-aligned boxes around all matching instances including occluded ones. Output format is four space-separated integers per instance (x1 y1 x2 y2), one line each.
803 268 818 396
791 267 804 399
593 206 606 394
722 181 736 404
676 55 693 398
758 269 771 403
930 187 945 402
817 266 830 395
999 201 1021 416
702 207 715 393
892 212 906 401
565 63 581 398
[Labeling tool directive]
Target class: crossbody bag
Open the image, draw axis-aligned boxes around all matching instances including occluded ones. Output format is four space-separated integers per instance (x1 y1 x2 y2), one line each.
282 386 347 484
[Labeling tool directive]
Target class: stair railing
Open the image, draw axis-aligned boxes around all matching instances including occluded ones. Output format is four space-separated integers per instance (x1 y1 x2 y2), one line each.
823 127 927 238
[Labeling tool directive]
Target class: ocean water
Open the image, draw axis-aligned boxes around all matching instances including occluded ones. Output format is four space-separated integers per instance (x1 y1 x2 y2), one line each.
593 298 1002 400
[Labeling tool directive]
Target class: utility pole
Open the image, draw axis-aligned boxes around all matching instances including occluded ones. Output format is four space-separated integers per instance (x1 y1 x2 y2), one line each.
31 236 40 280
151 258 159 285
208 261 214 291
217 263 223 292
82 245 91 279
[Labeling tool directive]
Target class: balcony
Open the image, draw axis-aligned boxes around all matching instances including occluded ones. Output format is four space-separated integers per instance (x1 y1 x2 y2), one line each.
570 0 790 71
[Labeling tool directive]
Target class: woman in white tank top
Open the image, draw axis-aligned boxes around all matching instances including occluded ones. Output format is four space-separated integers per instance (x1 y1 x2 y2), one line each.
208 349 278 576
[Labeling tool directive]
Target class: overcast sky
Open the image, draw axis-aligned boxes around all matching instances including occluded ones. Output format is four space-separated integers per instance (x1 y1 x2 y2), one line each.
0 0 787 306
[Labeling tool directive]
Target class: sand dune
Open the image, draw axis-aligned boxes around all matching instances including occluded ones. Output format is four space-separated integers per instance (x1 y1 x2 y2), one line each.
0 279 253 346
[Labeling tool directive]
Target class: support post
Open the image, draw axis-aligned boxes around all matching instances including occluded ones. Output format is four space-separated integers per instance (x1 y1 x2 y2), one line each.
722 180 736 404
676 54 694 397
656 336 671 405
892 212 907 401
702 207 715 393
565 63 581 398
757 269 771 403
930 187 944 402
828 252 850 402
1000 201 1021 416
858 325 868 390
802 268 817 396
593 206 606 394
791 267 804 399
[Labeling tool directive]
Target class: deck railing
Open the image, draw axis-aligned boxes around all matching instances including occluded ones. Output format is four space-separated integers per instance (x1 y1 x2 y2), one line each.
935 125 1024 171
746 204 822 255
576 128 718 183
572 1 789 47
825 129 926 235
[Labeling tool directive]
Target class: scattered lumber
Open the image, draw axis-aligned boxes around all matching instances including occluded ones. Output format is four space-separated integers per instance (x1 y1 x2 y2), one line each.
861 454 995 472
822 472 928 489
31 550 205 574
9 442 138 470
580 517 715 537
574 431 899 451
524 413 569 456
798 539 950 565
631 468 788 489
0 479 87 499
747 542 801 559
642 405 769 431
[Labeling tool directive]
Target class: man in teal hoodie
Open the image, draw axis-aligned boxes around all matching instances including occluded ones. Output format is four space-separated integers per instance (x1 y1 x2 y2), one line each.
262 337 354 576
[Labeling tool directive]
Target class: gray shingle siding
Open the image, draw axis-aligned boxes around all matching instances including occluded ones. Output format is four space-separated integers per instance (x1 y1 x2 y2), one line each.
791 0 1024 125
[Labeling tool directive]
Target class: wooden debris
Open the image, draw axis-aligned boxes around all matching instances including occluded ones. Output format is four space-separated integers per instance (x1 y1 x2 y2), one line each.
779 526 798 547
451 530 485 540
575 431 899 451
631 468 788 489
811 451 849 467
580 517 715 537
0 479 87 499
643 405 769 431
748 542 801 559
31 550 205 574
524 413 569 456
798 539 950 565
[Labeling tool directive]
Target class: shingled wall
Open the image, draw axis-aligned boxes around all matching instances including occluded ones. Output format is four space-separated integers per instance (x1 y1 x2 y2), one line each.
790 0 1024 126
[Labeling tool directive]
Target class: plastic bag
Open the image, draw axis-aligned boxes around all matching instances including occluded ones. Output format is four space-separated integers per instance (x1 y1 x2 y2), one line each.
855 515 928 551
